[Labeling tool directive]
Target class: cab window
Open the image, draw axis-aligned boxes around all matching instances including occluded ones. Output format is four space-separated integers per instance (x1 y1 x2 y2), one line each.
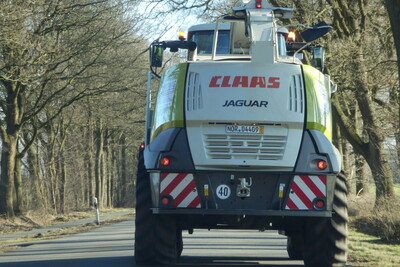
188 30 230 55
277 33 287 57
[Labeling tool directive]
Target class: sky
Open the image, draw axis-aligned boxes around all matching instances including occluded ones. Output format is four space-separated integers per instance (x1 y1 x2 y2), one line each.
136 1 205 42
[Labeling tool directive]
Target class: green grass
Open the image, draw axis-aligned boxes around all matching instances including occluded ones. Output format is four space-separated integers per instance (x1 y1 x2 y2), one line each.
359 183 400 198
394 184 400 197
348 230 400 267
348 188 400 266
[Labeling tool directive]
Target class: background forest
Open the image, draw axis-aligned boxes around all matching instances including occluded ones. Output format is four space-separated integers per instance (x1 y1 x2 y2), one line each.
0 0 399 226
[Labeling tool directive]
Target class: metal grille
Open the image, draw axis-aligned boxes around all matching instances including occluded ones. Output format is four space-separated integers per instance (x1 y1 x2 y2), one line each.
204 128 287 160
288 74 304 113
186 72 203 111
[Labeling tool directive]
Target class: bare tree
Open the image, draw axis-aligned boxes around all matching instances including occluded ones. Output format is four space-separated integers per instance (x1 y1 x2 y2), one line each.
319 0 396 206
385 0 400 80
384 0 400 179
0 0 145 217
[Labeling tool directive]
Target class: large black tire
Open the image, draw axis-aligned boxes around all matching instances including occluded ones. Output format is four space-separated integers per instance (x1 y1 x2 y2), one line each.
134 150 178 266
287 232 304 260
303 173 348 267
176 228 183 258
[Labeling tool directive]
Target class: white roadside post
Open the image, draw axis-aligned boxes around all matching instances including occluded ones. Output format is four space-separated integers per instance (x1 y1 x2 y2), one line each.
93 197 100 225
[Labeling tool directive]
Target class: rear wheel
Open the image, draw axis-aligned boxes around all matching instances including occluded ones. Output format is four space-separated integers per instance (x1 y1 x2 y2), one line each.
303 173 348 267
176 228 183 258
134 150 178 266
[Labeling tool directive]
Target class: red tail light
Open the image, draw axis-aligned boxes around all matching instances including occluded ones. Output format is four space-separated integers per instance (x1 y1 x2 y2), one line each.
160 157 170 166
255 0 262 8
161 196 170 205
139 143 145 150
317 160 328 170
313 198 326 210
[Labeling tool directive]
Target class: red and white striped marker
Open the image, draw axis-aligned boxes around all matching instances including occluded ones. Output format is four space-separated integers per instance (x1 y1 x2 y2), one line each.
160 173 201 208
285 175 326 210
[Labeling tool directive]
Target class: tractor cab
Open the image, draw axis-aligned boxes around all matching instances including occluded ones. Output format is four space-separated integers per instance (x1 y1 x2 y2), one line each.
187 22 294 62
151 0 330 71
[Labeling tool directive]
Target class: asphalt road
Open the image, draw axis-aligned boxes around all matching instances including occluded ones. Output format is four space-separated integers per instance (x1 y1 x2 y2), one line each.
0 217 305 267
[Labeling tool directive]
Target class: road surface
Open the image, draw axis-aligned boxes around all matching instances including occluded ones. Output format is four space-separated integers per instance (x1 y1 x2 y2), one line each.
0 217 305 266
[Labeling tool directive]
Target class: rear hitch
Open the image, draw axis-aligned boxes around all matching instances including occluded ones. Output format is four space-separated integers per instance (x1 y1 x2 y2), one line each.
237 177 252 198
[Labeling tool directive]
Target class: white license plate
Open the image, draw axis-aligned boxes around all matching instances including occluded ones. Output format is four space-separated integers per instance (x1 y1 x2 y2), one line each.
225 125 264 134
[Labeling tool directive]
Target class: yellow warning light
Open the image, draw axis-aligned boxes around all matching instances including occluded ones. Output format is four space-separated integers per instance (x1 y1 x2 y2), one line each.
204 184 209 197
278 184 285 198
178 30 187 41
288 31 296 42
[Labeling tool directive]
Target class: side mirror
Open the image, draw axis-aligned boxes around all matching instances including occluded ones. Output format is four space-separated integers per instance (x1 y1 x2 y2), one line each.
311 46 325 72
150 45 164 68
301 21 332 43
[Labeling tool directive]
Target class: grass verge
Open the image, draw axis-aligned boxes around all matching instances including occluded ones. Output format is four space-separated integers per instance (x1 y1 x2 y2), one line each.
394 184 400 197
348 230 400 267
347 190 400 266
0 208 132 235
0 211 133 253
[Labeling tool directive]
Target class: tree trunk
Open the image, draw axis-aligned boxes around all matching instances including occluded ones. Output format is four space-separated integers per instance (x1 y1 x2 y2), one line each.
58 118 67 214
107 148 113 207
332 97 355 195
385 0 400 81
14 155 24 214
49 160 58 213
342 142 354 195
355 155 368 196
85 110 95 207
86 126 95 207
95 119 104 208
47 127 59 214
27 144 46 211
0 78 25 218
58 154 67 214
384 0 400 183
363 139 394 206
110 137 120 207
101 130 108 208
0 136 18 218
119 135 128 206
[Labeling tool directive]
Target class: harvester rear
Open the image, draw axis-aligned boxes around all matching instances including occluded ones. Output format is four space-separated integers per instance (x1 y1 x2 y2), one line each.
134 0 348 266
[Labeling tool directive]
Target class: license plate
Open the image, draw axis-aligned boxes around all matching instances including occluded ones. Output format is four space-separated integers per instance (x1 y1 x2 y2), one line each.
225 125 264 134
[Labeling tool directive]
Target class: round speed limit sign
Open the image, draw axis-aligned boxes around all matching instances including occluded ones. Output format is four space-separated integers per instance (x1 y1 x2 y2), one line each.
216 184 231 199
